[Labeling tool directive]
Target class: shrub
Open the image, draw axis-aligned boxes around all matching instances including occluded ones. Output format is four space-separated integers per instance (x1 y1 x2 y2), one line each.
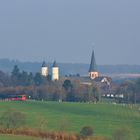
36 115 47 129
58 118 69 132
112 127 131 140
80 126 93 137
0 109 26 128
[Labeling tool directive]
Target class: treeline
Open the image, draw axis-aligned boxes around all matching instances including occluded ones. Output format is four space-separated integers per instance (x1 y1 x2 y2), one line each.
114 79 140 104
0 65 140 103
0 80 100 102
0 65 100 102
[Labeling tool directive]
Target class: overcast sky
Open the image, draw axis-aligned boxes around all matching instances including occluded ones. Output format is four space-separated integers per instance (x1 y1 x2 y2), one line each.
0 0 140 64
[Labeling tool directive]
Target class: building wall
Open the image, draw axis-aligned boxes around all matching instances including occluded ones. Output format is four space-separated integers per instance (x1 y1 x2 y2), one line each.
89 71 99 79
41 67 48 77
52 67 59 81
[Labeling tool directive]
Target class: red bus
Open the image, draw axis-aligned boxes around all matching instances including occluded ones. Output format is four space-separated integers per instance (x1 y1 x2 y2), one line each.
7 95 27 101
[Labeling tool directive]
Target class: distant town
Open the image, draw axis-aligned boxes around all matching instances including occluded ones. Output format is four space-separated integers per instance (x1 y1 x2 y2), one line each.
0 50 139 104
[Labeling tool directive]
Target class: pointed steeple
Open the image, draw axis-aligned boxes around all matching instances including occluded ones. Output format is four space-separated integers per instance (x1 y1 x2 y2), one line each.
42 61 46 67
89 50 97 72
52 61 58 67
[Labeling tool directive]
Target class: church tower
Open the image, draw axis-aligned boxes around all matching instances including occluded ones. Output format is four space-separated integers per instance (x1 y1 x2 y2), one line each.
41 61 48 77
52 61 59 81
89 50 99 79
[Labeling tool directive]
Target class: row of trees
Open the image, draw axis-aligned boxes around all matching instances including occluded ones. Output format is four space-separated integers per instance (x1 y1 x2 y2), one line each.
0 80 100 102
0 65 140 103
115 79 140 104
0 65 52 87
0 65 101 102
11 65 52 86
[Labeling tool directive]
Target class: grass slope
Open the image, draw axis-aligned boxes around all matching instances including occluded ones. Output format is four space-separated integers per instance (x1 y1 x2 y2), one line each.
0 101 140 139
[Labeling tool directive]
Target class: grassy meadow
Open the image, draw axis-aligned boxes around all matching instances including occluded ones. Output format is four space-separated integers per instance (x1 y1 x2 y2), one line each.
0 101 140 140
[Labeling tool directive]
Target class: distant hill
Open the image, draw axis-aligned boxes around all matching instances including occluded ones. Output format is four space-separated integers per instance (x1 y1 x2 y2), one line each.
0 59 140 76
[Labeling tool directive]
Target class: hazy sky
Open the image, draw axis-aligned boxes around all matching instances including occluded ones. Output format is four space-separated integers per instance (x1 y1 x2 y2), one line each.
0 0 140 64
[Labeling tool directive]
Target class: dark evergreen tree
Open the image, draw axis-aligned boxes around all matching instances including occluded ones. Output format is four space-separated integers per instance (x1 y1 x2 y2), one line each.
63 80 73 92
47 74 52 82
34 72 43 86
28 72 34 85
63 80 74 101
19 71 29 86
11 65 20 77
11 65 20 86
0 71 11 87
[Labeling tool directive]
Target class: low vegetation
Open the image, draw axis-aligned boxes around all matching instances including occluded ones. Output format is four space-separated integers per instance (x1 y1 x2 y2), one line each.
112 127 131 140
0 101 139 140
0 134 43 140
80 126 94 138
0 109 26 128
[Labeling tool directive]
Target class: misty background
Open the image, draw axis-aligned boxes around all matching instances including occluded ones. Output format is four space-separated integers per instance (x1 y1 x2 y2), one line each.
0 0 140 65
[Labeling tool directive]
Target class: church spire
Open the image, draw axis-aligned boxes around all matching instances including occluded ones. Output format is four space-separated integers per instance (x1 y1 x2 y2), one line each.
89 50 97 72
42 61 46 67
52 60 58 67
88 50 99 79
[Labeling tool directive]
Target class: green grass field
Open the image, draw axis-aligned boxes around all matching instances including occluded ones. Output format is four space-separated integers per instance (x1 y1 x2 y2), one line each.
0 101 140 140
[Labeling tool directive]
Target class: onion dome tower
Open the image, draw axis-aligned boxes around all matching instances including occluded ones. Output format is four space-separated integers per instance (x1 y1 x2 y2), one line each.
41 61 48 77
52 61 59 81
89 50 99 79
